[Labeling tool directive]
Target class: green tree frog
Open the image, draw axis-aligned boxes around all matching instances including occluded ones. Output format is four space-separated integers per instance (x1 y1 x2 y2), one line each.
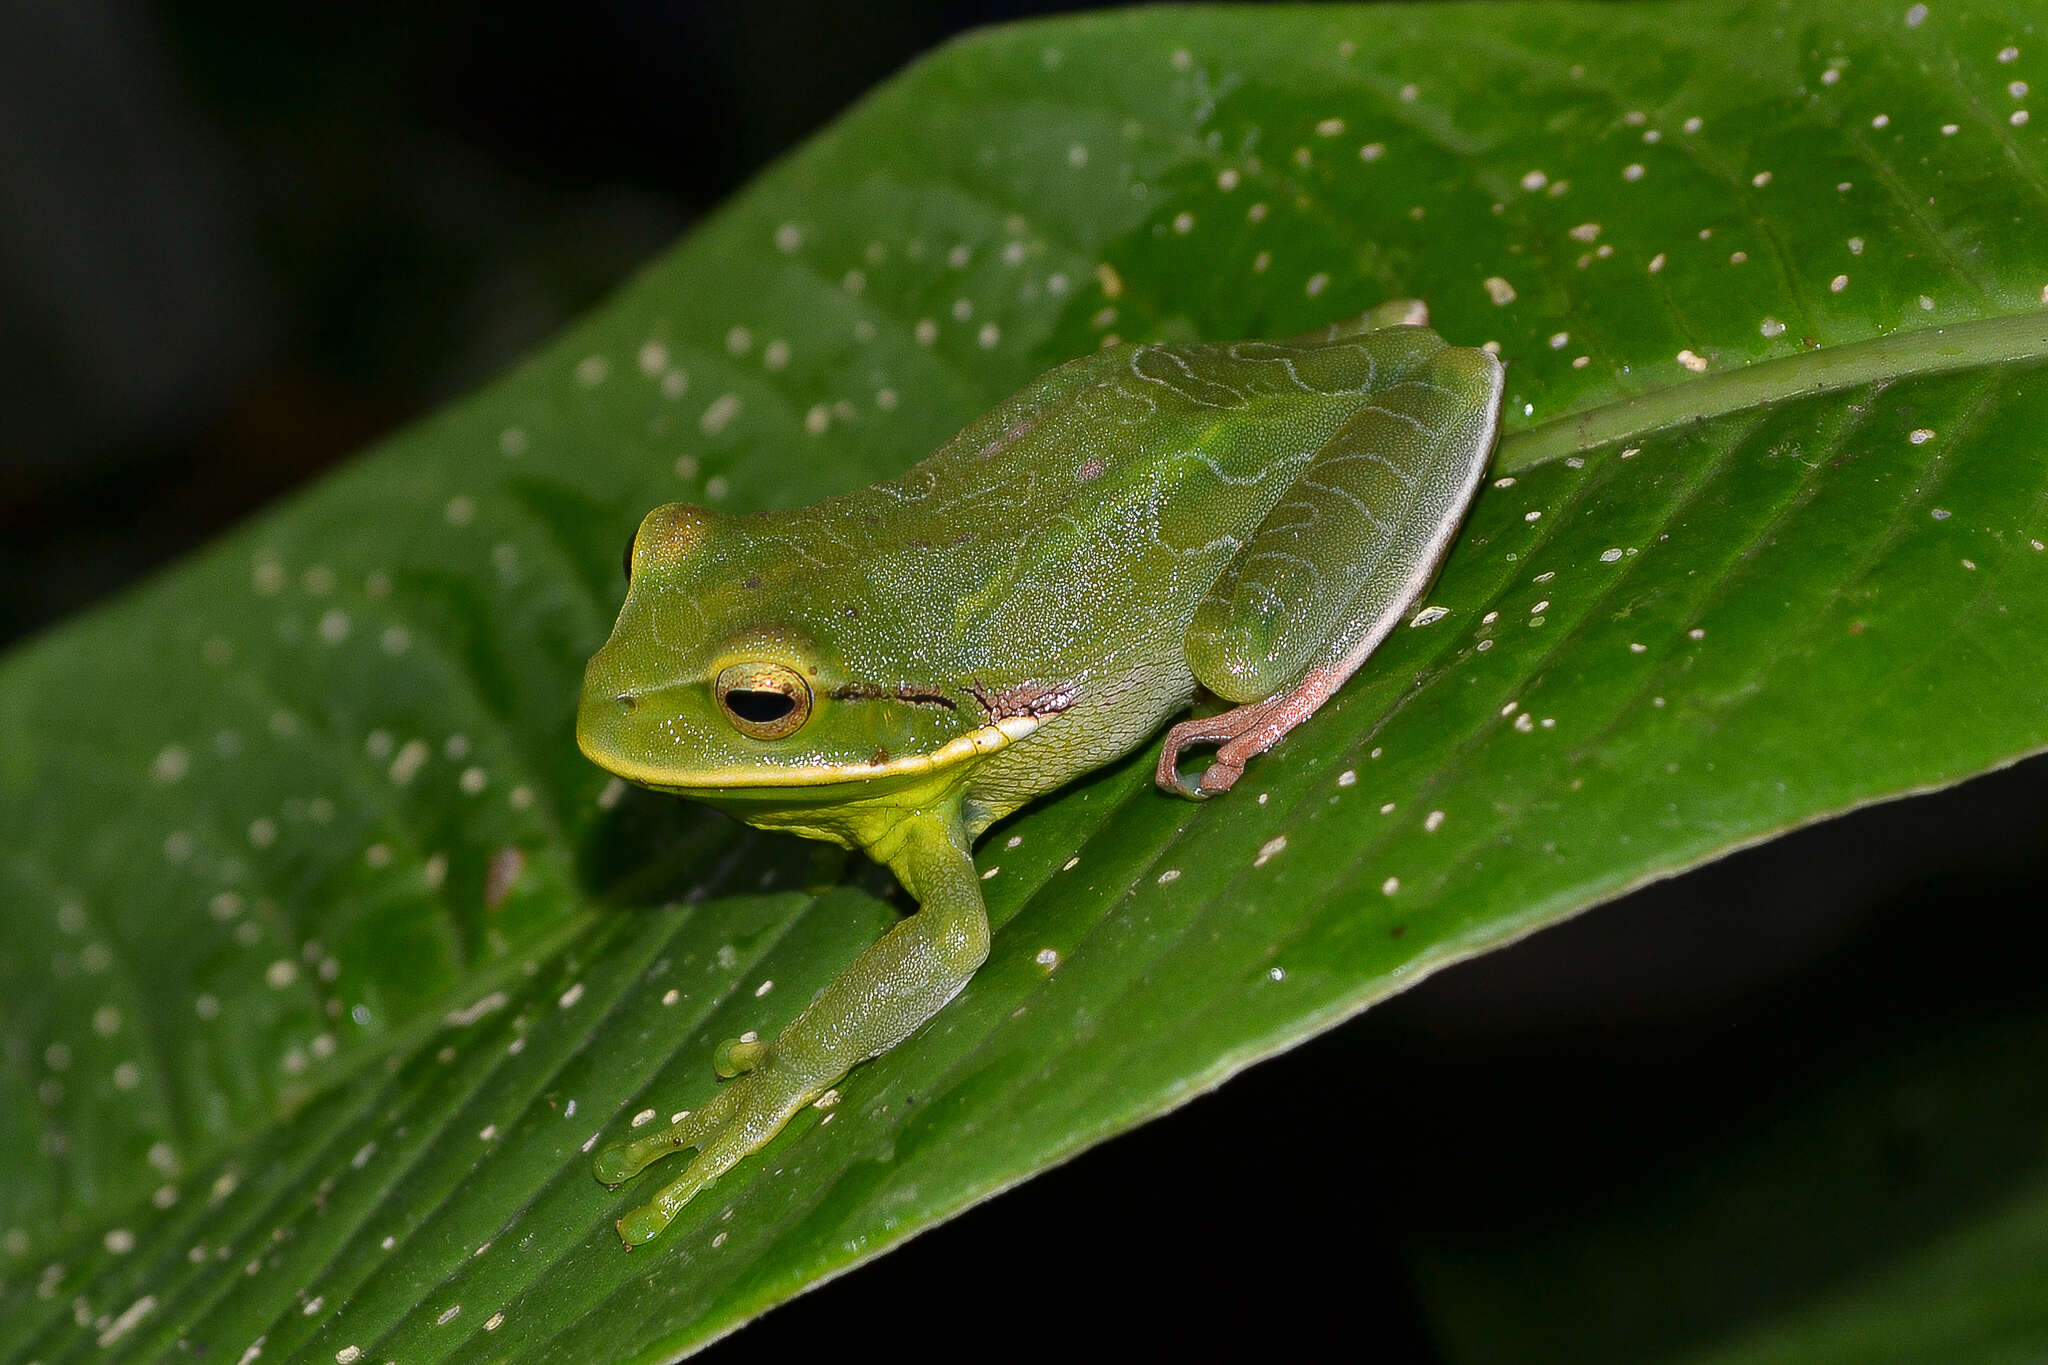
577 300 1502 1243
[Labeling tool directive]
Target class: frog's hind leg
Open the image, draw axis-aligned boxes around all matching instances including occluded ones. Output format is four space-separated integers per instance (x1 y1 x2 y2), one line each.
1158 335 1503 797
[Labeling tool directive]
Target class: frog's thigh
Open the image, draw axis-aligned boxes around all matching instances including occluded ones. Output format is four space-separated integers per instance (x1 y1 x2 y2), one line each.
1161 345 1502 795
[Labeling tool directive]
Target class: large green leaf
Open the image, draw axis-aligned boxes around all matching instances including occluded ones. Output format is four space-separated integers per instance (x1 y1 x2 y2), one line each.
5 0 2047 1359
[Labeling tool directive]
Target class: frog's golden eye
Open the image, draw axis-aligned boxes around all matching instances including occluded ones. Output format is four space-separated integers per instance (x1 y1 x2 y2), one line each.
714 662 813 740
621 529 638 582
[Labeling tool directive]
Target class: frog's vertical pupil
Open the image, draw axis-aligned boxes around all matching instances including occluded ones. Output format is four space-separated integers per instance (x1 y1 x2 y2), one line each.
621 531 638 582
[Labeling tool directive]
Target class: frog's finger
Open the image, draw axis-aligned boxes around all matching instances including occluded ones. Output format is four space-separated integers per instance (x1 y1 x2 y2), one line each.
591 1084 739 1185
618 1170 712 1246
714 1035 767 1077
614 1068 824 1246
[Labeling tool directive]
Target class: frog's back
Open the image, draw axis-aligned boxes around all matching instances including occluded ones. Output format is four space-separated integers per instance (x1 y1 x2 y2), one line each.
711 319 1465 686
865 324 1446 611
857 320 1454 548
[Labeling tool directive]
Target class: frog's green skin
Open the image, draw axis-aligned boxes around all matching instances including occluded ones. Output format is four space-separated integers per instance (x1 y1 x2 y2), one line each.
577 300 1503 1244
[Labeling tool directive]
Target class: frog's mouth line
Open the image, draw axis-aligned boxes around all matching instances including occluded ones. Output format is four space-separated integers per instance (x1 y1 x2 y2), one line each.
585 714 1046 793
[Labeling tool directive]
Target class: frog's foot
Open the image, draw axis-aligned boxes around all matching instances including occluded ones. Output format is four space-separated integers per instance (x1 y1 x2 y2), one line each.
1155 665 1346 798
593 1054 832 1247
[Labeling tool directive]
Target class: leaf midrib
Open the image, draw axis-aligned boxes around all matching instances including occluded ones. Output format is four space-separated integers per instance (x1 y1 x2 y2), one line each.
1499 309 2048 472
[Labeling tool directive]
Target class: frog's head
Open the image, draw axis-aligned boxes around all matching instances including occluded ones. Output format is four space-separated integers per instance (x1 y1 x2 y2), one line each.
577 503 1023 816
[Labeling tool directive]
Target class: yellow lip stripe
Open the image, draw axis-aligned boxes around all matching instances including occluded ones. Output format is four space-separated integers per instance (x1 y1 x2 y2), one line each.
598 714 1043 791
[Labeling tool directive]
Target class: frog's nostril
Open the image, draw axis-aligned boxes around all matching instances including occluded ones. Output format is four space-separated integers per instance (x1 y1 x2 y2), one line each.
616 692 639 712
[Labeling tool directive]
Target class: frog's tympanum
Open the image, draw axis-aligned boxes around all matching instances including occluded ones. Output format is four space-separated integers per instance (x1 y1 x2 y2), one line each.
578 302 1503 1243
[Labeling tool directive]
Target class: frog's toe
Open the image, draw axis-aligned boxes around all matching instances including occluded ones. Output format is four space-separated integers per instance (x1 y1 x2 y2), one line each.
1159 761 1212 800
1194 757 1245 794
1154 722 1218 799
1158 680 1340 798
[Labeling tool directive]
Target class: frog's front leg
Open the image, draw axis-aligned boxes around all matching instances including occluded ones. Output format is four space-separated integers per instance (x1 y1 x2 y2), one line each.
1158 336 1503 796
595 812 986 1245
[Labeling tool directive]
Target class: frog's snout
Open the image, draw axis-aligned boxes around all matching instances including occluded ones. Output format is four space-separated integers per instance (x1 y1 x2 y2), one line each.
583 692 640 763
575 666 646 768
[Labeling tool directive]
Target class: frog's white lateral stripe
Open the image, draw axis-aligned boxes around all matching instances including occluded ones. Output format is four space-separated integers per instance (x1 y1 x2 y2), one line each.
600 714 1044 791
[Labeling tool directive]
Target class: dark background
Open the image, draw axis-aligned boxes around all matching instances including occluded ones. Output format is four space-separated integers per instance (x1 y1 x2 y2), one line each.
0 0 1077 647
5 3 2045 1359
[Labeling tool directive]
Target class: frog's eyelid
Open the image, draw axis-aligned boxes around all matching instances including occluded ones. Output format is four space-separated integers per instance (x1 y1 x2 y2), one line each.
621 531 638 582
